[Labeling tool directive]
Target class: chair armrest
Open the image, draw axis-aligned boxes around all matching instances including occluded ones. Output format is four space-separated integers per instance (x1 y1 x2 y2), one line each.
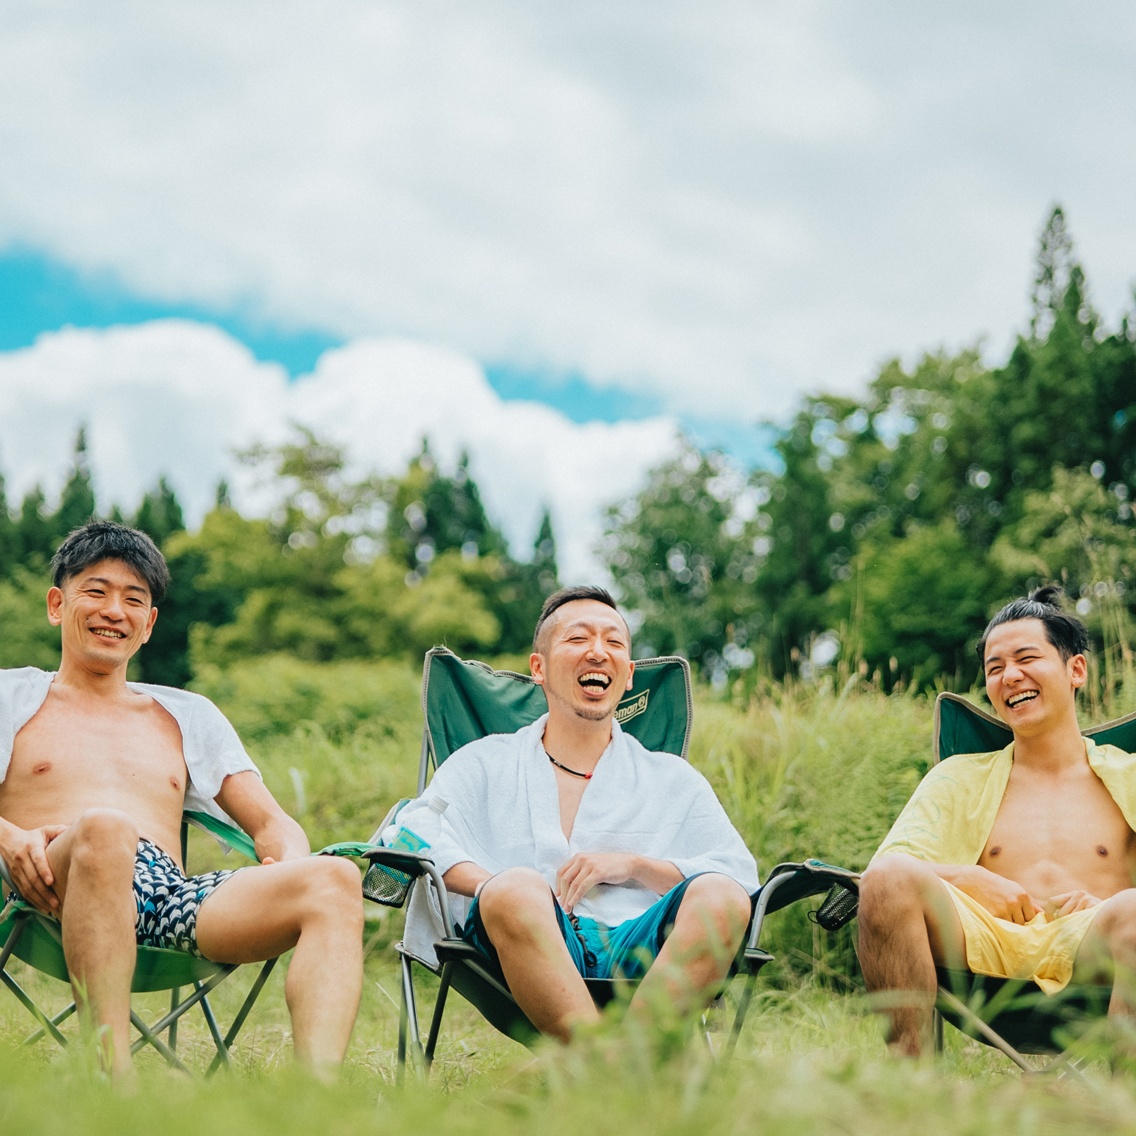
315 842 432 877
747 859 861 952
183 810 259 862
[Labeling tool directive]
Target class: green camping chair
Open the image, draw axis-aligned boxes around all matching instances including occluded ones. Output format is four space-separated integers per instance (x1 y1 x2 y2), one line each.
0 812 279 1075
931 692 1136 1073
359 647 860 1070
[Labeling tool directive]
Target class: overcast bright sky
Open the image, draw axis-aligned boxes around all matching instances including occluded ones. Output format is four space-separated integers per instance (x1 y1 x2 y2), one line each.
1 2 1133 579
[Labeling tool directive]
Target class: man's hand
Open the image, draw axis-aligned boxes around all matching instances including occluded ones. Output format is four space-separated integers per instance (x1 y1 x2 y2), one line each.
953 865 1044 924
0 820 67 915
556 852 638 912
1044 890 1102 921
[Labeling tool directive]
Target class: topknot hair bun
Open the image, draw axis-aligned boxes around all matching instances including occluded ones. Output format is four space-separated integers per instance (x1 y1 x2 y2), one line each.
1028 584 1065 609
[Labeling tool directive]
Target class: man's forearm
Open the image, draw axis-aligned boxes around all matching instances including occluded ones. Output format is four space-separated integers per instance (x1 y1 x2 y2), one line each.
629 855 685 894
443 860 493 898
917 858 1041 922
931 864 984 889
254 815 311 862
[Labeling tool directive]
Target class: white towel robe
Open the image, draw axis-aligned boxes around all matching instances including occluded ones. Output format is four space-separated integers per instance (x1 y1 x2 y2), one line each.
396 715 758 967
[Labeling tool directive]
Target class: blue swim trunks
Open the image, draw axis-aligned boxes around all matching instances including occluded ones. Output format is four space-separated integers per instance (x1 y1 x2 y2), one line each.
463 874 703 982
132 838 242 958
6 838 242 959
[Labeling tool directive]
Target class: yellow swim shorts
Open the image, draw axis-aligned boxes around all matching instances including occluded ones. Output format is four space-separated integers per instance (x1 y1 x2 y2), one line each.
945 881 1101 994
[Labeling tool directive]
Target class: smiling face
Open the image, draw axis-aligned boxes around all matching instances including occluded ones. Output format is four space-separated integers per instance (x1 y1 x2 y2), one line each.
47 557 159 675
983 617 1086 737
529 599 634 724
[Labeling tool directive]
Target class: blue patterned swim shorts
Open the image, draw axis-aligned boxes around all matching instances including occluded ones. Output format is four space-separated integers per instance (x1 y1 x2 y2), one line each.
132 838 241 958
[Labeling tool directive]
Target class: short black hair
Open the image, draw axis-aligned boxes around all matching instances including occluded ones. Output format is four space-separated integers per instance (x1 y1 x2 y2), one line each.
533 586 623 653
976 584 1088 665
51 520 170 604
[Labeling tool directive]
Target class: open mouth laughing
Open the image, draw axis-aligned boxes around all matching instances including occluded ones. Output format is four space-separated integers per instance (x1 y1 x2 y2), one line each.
578 671 612 693
1005 690 1038 709
90 628 127 640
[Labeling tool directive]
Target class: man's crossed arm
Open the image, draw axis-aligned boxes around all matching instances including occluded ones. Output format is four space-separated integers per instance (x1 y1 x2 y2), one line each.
444 853 684 911
915 858 1101 924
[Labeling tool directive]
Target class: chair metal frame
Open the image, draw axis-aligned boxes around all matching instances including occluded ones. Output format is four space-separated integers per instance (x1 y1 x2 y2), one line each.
0 812 277 1075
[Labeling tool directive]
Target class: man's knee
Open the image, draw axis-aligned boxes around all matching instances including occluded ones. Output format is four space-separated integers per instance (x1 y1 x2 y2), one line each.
298 856 364 929
66 809 139 873
477 867 555 937
859 855 938 923
1090 890 1136 958
677 873 752 945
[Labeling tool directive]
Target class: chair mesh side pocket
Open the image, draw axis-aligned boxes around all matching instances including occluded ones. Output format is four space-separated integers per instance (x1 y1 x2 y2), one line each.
362 862 412 908
808 884 859 931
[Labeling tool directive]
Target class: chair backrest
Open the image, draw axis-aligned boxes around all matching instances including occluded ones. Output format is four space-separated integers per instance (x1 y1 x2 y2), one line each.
419 647 693 790
934 691 1136 764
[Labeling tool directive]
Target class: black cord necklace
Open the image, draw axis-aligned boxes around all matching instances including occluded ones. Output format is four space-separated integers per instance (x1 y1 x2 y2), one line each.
545 749 594 780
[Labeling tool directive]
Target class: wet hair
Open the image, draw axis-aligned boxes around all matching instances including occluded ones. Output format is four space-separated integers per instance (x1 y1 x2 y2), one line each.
51 520 170 604
976 584 1088 665
532 586 624 653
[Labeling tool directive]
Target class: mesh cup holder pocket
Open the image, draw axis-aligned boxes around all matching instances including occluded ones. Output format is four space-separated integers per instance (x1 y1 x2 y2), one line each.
808 884 859 931
362 862 413 908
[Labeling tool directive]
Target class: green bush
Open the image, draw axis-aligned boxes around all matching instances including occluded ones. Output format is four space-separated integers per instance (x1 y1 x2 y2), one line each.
191 655 425 851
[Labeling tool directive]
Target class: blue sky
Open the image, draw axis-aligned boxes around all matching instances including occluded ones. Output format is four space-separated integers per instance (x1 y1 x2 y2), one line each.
1 245 772 464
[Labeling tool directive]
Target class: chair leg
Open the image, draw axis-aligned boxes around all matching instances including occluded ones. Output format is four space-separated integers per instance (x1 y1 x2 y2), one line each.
2 917 72 1049
724 969 758 1061
130 1008 192 1072
424 961 455 1068
22 1001 78 1046
0 914 28 970
132 966 234 1067
936 986 1035 1072
205 957 279 1078
398 952 425 1078
197 987 231 1069
168 985 180 1050
2 968 74 1048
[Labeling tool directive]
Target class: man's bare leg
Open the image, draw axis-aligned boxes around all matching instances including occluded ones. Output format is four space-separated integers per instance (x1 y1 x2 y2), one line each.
857 853 967 1056
195 855 364 1073
1072 889 1136 1027
45 809 140 1078
476 867 599 1042
627 873 751 1027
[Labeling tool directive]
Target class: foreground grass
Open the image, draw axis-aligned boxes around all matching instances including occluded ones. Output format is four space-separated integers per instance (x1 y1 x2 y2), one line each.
4 960 1136 1136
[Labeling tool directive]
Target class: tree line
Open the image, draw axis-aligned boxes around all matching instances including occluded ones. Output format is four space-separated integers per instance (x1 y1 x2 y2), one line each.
0 431 558 685
1 207 1133 692
606 207 1136 690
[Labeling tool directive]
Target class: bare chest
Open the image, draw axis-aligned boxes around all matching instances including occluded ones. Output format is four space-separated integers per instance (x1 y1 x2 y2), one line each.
981 766 1136 888
556 774 591 841
2 694 188 820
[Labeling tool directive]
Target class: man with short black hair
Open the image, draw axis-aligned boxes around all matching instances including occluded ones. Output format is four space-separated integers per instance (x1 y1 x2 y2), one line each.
0 521 363 1078
395 586 758 1042
858 586 1136 1056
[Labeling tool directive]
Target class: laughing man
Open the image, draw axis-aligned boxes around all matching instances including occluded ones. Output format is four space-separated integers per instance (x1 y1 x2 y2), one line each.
858 586 1136 1056
0 521 363 1077
394 585 758 1042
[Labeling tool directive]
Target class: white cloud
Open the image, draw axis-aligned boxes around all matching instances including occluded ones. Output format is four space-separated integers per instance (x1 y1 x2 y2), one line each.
1 4 1133 425
0 322 679 581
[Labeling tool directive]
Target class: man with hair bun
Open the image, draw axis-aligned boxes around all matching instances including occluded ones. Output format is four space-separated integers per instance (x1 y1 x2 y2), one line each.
858 585 1136 1056
0 521 364 1079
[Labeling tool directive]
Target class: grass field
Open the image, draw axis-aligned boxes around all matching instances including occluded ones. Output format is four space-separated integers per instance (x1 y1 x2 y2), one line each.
4 656 1136 1132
